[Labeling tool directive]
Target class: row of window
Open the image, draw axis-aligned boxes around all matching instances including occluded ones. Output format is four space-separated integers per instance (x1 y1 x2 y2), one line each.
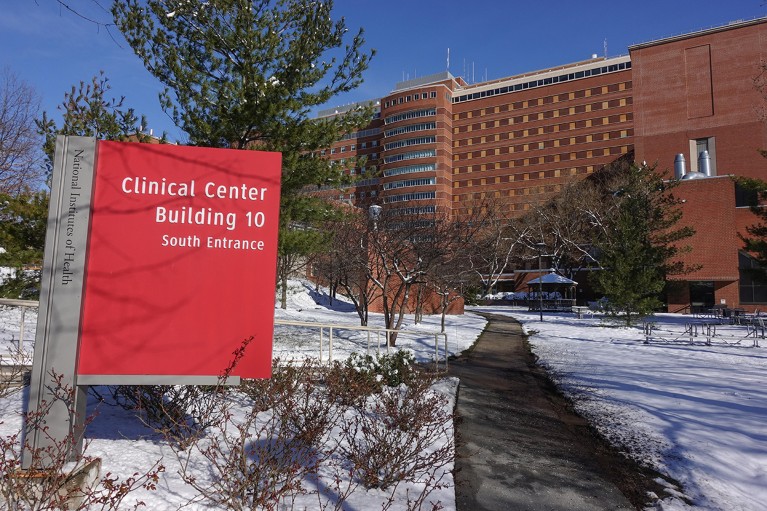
455 129 632 156
354 178 380 187
456 121 632 148
332 155 378 168
340 128 382 141
388 219 436 231
327 140 380 155
451 164 598 187
384 191 437 203
456 82 630 120
383 177 436 190
454 103 632 136
384 136 436 151
314 175 379 192
389 205 437 216
339 190 378 200
384 122 437 138
383 92 437 109
383 163 436 178
452 61 632 103
384 149 437 164
384 108 436 125
453 192 562 211
454 143 629 167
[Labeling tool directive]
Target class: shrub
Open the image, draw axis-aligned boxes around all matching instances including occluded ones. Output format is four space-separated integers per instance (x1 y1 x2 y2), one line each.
339 380 454 494
1 373 164 510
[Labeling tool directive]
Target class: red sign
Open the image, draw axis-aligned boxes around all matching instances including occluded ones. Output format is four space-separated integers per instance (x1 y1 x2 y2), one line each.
76 142 281 379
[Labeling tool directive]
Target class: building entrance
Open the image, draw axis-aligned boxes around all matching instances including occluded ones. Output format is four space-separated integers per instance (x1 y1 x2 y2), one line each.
689 281 715 313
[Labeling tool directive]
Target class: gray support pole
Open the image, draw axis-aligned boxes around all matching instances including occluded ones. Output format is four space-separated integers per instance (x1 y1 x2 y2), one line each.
23 136 96 469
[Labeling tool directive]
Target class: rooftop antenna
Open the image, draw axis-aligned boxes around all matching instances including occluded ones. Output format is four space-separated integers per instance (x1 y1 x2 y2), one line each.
604 38 608 58
447 47 450 71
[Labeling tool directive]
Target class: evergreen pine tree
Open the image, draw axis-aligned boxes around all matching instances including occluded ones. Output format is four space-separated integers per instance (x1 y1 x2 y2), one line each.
37 72 158 170
0 192 48 298
112 0 375 307
590 163 695 326
2 74 158 299
736 177 767 283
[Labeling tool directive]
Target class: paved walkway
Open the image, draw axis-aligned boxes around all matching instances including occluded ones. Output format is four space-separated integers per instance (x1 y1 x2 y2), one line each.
449 313 639 511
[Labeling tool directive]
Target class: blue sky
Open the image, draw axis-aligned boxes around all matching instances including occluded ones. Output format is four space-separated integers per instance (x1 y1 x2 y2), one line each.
2 0 765 142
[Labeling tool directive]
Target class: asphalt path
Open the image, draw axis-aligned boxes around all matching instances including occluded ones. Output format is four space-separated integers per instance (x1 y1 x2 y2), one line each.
449 312 643 511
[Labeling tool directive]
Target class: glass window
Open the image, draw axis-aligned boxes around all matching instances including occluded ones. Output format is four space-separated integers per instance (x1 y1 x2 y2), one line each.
735 183 759 208
739 252 767 303
696 138 708 158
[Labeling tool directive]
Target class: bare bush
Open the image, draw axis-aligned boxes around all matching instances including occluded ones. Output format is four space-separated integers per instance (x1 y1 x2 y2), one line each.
0 344 30 400
339 377 454 496
103 337 255 449
174 389 334 508
159 353 452 509
242 358 340 451
104 384 225 449
0 69 43 194
0 373 164 510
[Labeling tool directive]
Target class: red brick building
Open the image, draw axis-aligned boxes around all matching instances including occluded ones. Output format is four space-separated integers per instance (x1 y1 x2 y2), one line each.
317 17 767 312
630 18 767 312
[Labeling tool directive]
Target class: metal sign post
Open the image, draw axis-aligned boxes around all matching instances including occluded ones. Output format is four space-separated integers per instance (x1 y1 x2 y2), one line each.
23 136 96 468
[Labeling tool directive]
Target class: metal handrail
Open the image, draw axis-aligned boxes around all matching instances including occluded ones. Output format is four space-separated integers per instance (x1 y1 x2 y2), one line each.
0 299 450 370
0 298 39 350
274 319 449 371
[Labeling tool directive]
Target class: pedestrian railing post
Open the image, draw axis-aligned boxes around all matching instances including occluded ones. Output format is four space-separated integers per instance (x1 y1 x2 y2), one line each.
19 306 26 351
319 327 324 364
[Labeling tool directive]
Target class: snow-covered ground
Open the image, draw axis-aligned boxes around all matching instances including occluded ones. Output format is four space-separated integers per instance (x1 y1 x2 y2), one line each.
0 284 485 510
472 306 767 511
2 286 766 510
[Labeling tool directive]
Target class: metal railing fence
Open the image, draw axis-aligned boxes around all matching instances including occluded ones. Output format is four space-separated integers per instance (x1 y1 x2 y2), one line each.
273 319 449 371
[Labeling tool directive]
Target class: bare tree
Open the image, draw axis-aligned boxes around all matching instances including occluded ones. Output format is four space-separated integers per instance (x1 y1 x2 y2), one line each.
0 69 43 194
525 181 603 277
462 195 530 296
426 219 483 333
315 208 380 326
367 207 458 345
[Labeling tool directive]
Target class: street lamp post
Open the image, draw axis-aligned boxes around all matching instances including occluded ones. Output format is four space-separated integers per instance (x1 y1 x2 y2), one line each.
535 242 546 322
368 204 382 230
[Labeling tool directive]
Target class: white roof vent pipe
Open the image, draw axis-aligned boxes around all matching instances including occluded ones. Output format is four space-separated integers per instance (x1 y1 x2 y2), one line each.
674 154 686 180
698 150 712 177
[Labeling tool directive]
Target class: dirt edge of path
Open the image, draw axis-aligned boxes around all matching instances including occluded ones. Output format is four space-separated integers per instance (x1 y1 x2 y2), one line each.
520 333 687 509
